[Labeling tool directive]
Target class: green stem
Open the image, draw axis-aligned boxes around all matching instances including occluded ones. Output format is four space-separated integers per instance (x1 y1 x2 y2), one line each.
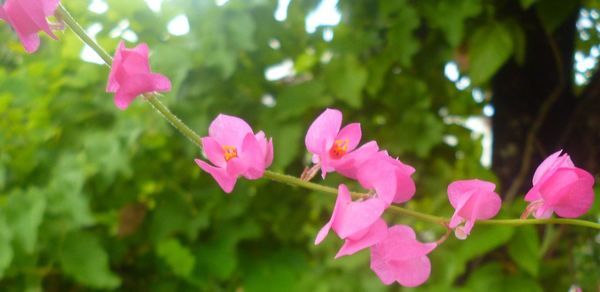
56 4 600 231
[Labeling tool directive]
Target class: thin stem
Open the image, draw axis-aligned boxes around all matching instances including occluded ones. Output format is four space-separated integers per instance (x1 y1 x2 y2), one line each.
56 4 112 65
56 4 600 231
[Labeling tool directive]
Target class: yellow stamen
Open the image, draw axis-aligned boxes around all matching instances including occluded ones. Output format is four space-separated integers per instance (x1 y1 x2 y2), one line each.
222 145 238 161
329 139 349 159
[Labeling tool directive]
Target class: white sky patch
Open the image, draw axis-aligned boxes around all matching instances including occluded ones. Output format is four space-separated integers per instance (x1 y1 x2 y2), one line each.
81 23 105 64
483 104 495 117
323 28 334 41
216 0 230 6
265 59 295 81
305 0 341 33
89 0 108 14
261 94 276 107
444 62 460 82
274 0 291 21
455 76 471 90
167 14 190 36
465 116 493 168
122 30 139 42
109 20 130 38
472 88 485 103
269 39 281 50
144 0 163 12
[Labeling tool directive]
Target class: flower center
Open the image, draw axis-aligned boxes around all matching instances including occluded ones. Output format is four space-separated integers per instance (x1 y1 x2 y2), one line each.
329 139 349 160
222 145 238 161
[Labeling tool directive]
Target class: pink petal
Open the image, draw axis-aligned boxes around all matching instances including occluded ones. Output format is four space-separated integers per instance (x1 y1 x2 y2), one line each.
265 138 274 167
334 140 379 179
315 184 352 245
148 73 172 91
548 170 594 218
305 108 342 155
195 159 237 193
532 150 574 185
201 137 226 168
392 172 416 204
336 123 361 152
370 249 397 285
114 89 137 110
107 42 126 92
332 196 387 239
335 219 387 258
448 179 495 209
209 114 254 149
239 133 266 179
41 0 60 16
393 256 432 287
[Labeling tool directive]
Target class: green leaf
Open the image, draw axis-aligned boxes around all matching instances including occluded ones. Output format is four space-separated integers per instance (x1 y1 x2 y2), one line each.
380 0 421 65
465 263 543 292
506 21 527 65
536 0 579 33
508 226 540 277
0 215 13 278
324 55 367 108
5 188 46 254
156 238 196 278
421 0 483 46
59 231 121 289
520 0 537 9
469 22 514 85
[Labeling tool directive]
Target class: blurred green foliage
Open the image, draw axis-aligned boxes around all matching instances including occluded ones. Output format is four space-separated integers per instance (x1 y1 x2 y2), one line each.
0 0 599 291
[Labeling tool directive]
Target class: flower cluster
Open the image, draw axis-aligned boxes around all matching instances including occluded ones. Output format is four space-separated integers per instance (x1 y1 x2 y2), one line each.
3 4 597 287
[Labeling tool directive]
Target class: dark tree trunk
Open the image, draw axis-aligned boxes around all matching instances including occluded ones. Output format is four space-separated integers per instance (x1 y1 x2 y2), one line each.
490 4 592 199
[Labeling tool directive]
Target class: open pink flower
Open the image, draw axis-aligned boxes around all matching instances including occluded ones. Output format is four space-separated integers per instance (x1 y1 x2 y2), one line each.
305 109 364 178
524 150 595 219
195 114 273 193
447 179 502 239
370 225 437 287
315 184 387 258
0 0 60 53
106 41 171 110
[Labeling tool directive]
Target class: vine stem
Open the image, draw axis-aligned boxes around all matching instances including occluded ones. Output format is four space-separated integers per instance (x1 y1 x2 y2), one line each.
55 4 600 231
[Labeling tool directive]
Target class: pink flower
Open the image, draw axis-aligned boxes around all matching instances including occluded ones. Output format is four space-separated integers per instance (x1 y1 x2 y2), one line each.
524 150 595 219
195 114 273 193
355 151 416 205
0 0 60 53
447 179 502 239
106 41 171 110
305 109 364 178
315 184 388 258
370 225 437 287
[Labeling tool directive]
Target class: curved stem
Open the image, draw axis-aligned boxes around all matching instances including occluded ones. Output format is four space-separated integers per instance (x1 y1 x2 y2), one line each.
55 4 600 231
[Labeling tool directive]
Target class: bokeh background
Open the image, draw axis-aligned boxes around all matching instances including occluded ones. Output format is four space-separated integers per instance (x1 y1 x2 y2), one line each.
1 0 600 290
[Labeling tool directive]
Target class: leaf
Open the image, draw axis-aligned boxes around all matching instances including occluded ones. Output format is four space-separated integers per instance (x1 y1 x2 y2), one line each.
520 0 537 9
156 238 196 278
506 21 527 65
5 188 46 254
242 249 307 292
380 0 421 65
465 263 543 292
421 0 483 46
469 22 514 85
59 231 121 289
536 0 579 33
324 55 367 108
0 215 13 278
508 226 540 277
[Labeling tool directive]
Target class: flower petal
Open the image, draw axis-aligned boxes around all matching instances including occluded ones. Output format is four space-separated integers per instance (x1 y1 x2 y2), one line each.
335 219 387 258
336 123 361 152
394 256 432 287
195 159 237 193
315 184 352 245
201 137 226 168
209 114 254 148
305 108 342 155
